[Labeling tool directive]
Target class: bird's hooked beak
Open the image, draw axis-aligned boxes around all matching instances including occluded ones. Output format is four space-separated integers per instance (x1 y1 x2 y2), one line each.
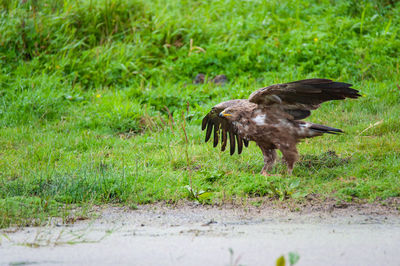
219 110 232 118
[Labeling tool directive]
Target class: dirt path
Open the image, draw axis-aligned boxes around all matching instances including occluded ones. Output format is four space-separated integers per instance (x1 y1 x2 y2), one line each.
1 202 400 266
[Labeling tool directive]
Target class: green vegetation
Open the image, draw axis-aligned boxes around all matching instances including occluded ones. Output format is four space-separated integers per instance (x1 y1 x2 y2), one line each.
1 0 399 228
276 252 300 266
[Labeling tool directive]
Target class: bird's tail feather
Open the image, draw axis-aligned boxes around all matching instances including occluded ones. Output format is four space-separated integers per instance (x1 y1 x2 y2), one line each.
309 123 343 134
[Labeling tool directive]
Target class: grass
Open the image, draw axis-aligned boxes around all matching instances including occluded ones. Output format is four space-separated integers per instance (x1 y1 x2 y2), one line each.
1 0 400 228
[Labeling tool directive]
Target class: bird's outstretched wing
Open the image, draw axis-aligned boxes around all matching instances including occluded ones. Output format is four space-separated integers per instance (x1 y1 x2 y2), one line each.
248 79 361 119
201 100 249 155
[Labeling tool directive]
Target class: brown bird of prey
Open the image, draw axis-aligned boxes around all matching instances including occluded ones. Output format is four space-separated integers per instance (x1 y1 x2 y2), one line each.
201 79 360 175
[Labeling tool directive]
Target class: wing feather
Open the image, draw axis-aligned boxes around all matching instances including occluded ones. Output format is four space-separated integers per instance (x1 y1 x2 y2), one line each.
201 115 208 130
236 134 243 154
229 131 235 155
248 79 361 119
243 139 249 147
221 128 227 151
201 99 249 155
213 121 219 147
204 120 213 142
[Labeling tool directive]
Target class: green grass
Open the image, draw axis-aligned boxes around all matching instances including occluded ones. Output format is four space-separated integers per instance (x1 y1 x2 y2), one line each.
1 0 400 228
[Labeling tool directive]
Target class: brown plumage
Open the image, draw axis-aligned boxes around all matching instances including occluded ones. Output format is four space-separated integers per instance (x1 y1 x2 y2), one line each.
201 79 360 175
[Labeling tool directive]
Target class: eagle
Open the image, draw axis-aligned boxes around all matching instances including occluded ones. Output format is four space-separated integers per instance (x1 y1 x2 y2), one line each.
201 79 360 175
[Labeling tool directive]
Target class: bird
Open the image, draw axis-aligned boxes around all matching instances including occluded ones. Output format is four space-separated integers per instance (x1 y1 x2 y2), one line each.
201 79 360 175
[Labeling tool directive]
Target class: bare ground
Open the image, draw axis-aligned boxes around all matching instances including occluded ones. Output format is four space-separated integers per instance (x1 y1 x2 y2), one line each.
1 199 400 266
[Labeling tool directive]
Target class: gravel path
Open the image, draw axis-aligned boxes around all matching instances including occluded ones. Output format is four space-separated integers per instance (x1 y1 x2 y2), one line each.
1 202 400 266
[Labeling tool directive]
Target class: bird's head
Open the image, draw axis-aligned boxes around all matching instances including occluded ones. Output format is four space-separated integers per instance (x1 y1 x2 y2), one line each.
219 108 239 121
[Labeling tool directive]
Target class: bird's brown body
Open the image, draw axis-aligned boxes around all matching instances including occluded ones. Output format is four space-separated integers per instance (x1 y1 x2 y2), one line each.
202 79 360 175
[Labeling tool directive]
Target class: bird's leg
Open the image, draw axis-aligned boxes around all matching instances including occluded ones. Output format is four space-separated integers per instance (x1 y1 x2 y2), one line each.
260 149 276 176
279 146 299 175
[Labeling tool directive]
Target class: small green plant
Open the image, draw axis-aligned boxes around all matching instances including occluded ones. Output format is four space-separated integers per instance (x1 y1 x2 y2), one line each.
228 248 243 266
276 252 300 266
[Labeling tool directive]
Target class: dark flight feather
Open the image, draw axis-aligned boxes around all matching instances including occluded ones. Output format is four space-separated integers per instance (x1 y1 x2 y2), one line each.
229 131 235 155
213 122 219 147
205 120 213 142
201 115 208 130
248 79 360 111
236 135 243 154
221 128 227 151
201 99 250 155
243 139 249 147
309 123 344 134
284 109 311 120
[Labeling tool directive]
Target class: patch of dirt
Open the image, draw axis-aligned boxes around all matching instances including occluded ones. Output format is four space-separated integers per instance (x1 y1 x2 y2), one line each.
74 196 400 229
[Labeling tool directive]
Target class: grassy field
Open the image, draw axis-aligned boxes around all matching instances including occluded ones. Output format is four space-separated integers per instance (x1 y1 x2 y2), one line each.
1 0 400 228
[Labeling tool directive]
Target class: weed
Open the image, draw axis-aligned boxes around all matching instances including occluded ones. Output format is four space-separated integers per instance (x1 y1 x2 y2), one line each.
276 252 300 266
